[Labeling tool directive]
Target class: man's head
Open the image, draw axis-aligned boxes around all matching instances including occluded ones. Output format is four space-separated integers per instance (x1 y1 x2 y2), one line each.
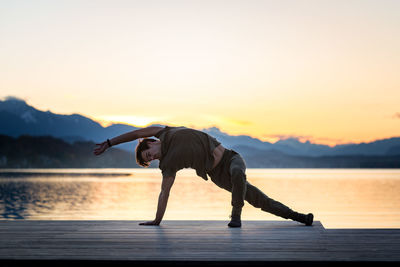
135 138 161 167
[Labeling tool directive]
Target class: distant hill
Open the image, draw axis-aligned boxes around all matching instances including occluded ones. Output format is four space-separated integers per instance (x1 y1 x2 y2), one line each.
0 96 140 153
1 96 400 159
232 145 400 168
1 134 399 169
202 130 400 157
0 134 136 168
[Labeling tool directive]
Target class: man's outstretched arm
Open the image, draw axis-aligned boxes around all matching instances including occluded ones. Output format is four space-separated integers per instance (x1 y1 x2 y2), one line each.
93 126 163 155
139 175 175 226
109 126 163 146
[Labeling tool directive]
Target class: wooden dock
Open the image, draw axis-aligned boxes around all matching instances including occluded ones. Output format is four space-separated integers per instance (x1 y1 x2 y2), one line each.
0 220 399 266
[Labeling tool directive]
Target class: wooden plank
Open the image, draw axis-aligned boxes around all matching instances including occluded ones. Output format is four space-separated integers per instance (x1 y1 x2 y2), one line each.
0 220 399 262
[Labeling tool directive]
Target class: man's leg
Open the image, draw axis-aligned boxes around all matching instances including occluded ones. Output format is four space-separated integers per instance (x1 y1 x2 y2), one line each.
209 150 312 227
245 181 313 226
227 154 247 227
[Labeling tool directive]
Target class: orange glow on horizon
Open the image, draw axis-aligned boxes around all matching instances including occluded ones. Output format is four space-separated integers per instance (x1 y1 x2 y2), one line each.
94 115 162 128
89 115 398 147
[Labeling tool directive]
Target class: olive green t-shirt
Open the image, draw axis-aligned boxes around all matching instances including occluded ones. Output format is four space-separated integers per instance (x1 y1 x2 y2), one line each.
154 126 221 181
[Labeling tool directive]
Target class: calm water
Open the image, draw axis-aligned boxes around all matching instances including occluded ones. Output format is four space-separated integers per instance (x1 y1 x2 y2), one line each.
0 168 399 229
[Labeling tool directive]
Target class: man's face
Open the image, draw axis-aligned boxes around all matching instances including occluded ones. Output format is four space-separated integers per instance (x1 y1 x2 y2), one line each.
141 143 159 163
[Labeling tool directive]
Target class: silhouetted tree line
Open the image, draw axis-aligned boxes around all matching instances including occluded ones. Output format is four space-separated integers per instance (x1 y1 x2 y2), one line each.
240 149 400 168
0 134 136 168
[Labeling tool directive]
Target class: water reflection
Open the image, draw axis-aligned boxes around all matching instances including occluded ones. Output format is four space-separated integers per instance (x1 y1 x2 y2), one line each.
0 182 29 219
0 177 96 219
0 168 400 229
0 171 132 178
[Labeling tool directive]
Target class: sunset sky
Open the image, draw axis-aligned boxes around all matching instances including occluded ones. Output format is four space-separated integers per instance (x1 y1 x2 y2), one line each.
1 0 399 146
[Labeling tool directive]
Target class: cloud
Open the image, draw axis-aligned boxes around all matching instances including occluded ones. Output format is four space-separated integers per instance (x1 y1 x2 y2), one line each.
227 119 252 126
393 112 400 119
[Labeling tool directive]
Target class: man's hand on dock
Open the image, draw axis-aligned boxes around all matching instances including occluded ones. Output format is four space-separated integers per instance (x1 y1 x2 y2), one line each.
139 220 160 226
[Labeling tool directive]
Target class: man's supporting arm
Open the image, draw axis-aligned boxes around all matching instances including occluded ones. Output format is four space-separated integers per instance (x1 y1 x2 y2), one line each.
139 175 175 226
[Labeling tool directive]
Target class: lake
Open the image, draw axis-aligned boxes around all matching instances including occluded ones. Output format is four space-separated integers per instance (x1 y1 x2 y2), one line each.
0 168 399 229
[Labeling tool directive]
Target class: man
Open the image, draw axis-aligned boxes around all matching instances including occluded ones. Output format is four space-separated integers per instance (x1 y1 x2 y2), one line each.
94 125 313 228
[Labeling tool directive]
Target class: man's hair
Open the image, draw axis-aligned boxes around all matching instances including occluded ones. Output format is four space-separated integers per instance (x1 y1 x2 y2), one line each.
135 138 157 167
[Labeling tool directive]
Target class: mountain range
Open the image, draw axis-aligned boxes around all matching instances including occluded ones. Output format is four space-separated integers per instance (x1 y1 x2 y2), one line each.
1 96 399 161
